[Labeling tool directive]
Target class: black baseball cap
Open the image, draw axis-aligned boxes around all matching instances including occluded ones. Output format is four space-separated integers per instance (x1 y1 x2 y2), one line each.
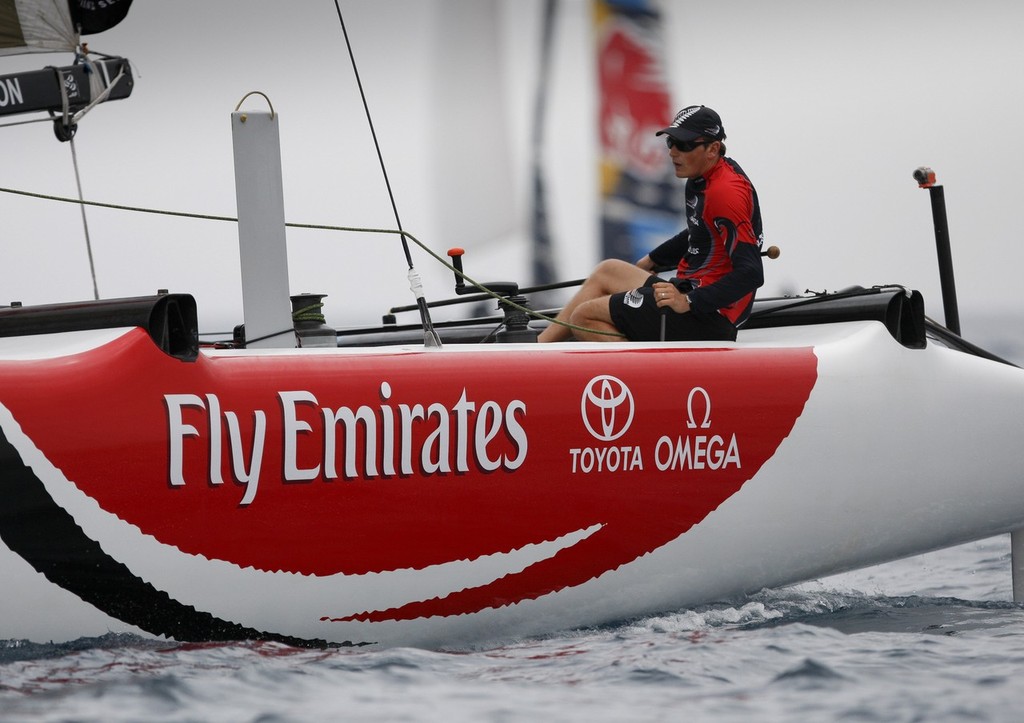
656 105 726 142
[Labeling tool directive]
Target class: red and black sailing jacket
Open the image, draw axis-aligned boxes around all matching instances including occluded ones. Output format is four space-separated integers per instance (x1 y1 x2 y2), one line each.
649 157 764 326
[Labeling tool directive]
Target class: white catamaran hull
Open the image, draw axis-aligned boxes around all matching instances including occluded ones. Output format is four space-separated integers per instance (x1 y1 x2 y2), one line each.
1 317 1021 648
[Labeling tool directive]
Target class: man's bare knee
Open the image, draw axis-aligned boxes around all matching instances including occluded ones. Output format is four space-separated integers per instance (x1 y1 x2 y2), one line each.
568 306 589 329
586 259 647 296
569 299 619 340
592 258 633 281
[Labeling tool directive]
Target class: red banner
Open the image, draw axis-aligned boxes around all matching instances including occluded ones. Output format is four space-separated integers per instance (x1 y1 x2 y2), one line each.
595 0 682 261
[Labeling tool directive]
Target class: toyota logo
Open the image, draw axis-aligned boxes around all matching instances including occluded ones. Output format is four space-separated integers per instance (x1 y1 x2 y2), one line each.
581 375 635 441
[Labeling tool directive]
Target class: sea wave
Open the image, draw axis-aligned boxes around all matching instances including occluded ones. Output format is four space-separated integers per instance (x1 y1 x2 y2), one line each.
2 539 1023 722
3 393 1020 720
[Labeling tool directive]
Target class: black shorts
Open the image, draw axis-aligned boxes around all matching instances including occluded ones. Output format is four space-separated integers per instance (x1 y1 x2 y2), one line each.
608 276 737 342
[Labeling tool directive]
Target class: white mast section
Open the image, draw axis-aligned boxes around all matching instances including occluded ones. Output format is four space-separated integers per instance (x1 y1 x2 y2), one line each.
231 98 295 349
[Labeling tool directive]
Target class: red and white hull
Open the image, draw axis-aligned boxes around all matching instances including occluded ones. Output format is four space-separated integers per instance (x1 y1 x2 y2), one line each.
1 320 1022 647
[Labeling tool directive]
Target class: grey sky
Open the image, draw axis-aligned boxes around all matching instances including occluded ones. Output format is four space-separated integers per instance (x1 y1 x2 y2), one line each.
2 0 1022 340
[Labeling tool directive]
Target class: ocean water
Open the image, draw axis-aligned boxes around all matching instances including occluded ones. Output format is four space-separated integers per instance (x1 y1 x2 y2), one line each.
2 326 1022 722
1 537 1022 722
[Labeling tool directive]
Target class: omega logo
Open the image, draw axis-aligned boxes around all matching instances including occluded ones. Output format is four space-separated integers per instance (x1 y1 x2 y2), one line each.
581 375 634 442
686 387 711 428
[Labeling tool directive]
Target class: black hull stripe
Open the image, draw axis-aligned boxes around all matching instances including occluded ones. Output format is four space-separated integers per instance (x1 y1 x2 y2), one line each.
0 424 366 648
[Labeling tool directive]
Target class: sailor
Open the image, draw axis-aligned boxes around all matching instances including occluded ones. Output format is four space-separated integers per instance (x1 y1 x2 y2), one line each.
538 105 765 342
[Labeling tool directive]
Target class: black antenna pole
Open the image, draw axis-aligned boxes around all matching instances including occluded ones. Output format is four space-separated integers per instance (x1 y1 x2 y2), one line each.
914 167 961 336
530 0 558 287
333 2 442 348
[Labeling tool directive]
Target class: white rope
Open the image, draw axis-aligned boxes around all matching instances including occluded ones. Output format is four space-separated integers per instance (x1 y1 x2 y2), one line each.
71 57 126 124
54 65 70 128
48 52 128 132
68 137 100 300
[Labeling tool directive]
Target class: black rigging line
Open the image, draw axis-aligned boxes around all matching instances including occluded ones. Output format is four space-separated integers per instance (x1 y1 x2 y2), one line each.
332 2 442 347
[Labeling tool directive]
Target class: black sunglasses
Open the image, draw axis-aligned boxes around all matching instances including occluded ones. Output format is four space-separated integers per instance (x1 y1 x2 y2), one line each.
665 137 711 152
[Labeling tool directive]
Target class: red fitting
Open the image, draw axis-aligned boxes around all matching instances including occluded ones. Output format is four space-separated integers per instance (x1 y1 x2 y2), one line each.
914 167 936 188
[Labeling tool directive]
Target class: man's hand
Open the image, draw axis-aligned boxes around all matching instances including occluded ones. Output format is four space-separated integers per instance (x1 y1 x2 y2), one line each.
651 281 691 313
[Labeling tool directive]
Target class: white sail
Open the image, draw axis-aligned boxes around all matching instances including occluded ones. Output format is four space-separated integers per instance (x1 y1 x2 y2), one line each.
0 0 77 56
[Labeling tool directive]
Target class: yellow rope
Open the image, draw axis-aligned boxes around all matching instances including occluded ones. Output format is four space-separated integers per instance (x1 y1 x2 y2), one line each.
0 185 623 338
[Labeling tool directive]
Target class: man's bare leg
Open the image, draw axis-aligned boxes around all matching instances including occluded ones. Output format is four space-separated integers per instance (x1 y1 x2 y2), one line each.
538 259 652 342
569 296 624 341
